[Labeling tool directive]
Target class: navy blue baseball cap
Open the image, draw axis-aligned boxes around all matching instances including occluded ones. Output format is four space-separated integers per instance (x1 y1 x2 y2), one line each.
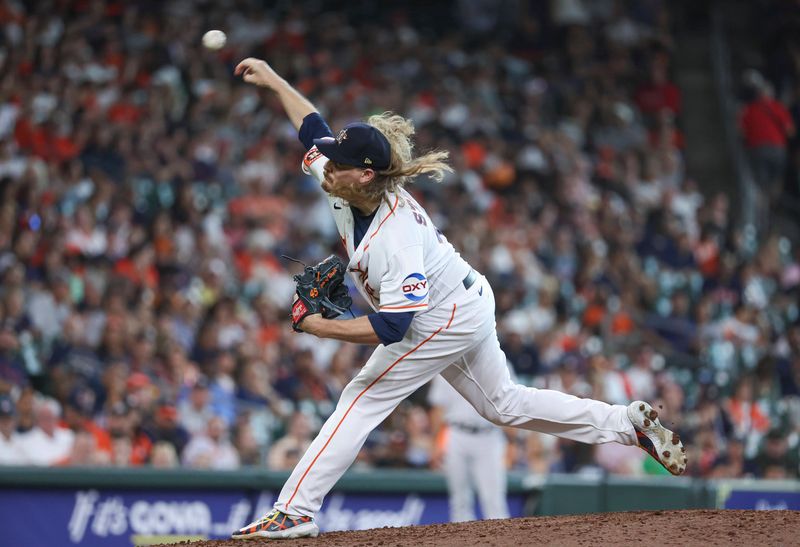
313 123 392 170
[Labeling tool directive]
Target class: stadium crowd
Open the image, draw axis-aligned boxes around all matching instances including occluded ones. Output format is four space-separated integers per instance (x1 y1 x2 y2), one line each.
0 0 798 481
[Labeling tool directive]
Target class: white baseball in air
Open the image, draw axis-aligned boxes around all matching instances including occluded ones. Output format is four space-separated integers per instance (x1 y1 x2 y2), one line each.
202 30 226 50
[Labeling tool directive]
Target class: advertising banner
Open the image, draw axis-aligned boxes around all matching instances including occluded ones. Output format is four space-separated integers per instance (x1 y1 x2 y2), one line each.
0 488 525 546
721 488 800 510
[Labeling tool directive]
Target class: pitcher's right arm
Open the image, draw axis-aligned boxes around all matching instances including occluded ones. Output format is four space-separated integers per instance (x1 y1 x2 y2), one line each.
234 57 317 131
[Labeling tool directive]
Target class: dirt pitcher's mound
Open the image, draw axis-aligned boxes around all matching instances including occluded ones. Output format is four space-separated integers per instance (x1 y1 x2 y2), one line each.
162 510 800 547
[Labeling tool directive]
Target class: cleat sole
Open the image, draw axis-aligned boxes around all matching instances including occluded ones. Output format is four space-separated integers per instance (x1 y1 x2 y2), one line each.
628 401 687 476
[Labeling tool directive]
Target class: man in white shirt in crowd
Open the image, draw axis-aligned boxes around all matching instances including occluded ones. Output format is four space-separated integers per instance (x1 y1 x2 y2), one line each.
19 396 74 465
182 415 240 470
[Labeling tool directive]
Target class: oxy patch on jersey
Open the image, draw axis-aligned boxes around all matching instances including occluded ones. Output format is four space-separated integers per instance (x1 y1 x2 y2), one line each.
402 273 428 302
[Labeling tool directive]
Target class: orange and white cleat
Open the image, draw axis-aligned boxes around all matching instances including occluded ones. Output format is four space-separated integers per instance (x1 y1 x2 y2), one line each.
627 401 687 475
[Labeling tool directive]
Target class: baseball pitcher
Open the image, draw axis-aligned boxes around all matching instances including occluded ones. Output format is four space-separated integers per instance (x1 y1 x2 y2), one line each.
231 58 687 540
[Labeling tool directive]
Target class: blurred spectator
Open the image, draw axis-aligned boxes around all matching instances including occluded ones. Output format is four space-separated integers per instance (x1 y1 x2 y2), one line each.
268 412 313 471
61 385 113 462
515 431 559 475
594 442 646 476
142 403 190 456
740 70 795 230
182 416 240 469
63 431 110 467
110 435 133 467
18 397 74 466
710 437 747 478
690 426 721 477
554 440 602 477
178 376 215 436
27 270 72 344
232 417 262 466
537 354 592 398
725 377 771 457
404 406 434 469
626 347 658 402
635 49 682 118
208 350 238 426
0 393 27 464
751 429 799 479
105 402 151 466
150 441 180 469
13 388 36 433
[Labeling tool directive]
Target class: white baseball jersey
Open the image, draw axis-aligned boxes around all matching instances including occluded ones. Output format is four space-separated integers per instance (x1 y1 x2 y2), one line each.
302 146 471 315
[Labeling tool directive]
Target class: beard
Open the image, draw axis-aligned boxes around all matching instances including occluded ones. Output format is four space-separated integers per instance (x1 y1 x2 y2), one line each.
325 178 362 203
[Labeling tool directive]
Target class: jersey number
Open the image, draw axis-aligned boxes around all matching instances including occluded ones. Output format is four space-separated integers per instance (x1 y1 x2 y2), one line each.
410 202 445 243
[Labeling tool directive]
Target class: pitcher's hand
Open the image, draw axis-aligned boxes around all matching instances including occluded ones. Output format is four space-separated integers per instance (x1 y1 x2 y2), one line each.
234 58 282 89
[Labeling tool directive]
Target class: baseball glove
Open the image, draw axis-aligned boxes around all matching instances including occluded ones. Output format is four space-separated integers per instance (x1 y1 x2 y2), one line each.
290 254 352 332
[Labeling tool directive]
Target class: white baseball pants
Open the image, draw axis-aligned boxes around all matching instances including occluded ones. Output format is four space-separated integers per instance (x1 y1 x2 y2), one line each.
275 275 637 518
444 427 509 522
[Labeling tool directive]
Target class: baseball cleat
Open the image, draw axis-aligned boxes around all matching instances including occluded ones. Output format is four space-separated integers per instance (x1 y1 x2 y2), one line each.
232 509 320 540
627 401 687 476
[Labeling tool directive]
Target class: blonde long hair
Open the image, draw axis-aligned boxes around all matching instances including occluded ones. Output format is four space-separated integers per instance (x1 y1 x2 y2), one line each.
363 112 452 202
